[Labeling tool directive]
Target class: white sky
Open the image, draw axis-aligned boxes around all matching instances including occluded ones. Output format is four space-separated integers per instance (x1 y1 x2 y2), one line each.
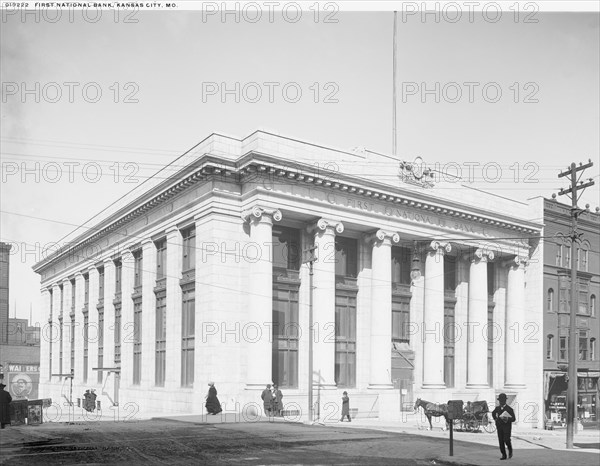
1 2 599 324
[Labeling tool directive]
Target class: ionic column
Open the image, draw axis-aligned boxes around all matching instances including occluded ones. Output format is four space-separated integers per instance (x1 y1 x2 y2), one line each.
51 283 61 380
504 256 527 389
73 272 85 385
367 229 399 390
87 265 99 385
62 279 73 377
308 218 344 390
242 206 282 390
467 248 494 388
422 241 451 389
141 239 157 388
165 227 183 389
103 258 116 368
39 288 52 381
120 249 135 387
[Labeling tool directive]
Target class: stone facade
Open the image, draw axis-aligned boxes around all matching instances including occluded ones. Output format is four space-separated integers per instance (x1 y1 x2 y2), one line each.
33 131 544 426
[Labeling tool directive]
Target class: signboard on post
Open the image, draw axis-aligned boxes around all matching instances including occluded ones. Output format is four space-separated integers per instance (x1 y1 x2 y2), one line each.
447 400 464 456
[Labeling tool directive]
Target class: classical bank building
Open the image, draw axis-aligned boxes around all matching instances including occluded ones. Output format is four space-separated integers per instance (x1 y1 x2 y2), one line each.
34 131 544 426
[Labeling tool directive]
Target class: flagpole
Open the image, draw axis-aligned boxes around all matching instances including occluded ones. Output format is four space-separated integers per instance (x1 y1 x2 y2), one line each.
392 10 398 156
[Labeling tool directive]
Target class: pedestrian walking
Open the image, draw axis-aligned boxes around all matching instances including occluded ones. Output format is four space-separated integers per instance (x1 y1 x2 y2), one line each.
492 393 515 460
0 383 12 429
272 384 283 417
205 382 222 415
261 384 273 416
83 390 93 412
340 391 351 422
90 389 97 411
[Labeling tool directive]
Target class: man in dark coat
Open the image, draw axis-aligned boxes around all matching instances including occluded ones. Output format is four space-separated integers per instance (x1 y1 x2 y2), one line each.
340 391 351 422
0 383 12 428
492 393 516 460
261 384 273 417
272 385 283 417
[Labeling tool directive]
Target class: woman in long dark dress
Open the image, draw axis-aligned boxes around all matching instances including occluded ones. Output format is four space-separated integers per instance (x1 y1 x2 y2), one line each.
205 382 222 415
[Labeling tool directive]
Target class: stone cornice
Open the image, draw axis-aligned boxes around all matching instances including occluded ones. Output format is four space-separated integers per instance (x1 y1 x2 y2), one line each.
34 152 542 273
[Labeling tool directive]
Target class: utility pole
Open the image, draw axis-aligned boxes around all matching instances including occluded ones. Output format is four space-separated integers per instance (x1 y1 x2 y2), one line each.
392 10 398 156
557 160 594 449
302 246 317 422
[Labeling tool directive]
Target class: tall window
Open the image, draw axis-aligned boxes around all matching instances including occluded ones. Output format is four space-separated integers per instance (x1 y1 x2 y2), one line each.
84 274 89 305
334 237 358 388
49 288 53 380
272 286 299 388
392 298 410 343
391 246 412 285
579 330 589 361
591 338 596 361
114 302 121 365
335 293 357 388
580 248 589 272
559 336 568 361
133 300 142 385
591 295 597 317
156 239 167 280
83 310 89 383
335 237 358 278
70 313 75 372
181 288 195 387
547 288 554 312
155 293 166 386
97 308 104 383
134 251 143 288
487 262 495 386
579 281 590 315
58 315 63 378
555 245 562 267
98 268 105 302
115 260 122 296
182 227 196 272
272 226 300 388
546 335 554 360
272 226 301 270
565 246 571 268
71 279 76 311
444 301 456 388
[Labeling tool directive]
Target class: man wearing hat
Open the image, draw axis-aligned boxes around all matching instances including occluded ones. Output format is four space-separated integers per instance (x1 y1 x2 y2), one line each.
492 393 516 460
0 382 12 429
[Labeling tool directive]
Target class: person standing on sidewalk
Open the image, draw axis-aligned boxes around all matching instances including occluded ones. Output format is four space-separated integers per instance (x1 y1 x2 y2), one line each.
0 383 12 429
492 393 516 460
272 384 283 417
340 391 351 422
261 384 273 417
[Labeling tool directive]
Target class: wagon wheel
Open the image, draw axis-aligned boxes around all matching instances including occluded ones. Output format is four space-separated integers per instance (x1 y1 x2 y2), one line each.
452 418 462 431
482 412 496 433
463 413 478 432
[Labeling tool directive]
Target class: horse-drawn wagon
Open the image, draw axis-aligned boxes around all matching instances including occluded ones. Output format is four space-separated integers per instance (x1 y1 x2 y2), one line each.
414 398 496 433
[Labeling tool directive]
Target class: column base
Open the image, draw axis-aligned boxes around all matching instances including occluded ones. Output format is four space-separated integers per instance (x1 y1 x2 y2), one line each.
313 383 338 390
245 383 271 391
466 383 489 389
422 383 446 390
368 383 395 390
503 384 526 390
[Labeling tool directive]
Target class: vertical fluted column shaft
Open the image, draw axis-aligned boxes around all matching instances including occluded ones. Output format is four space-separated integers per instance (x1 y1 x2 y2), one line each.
310 218 344 389
243 206 282 389
422 241 451 389
505 256 527 388
141 239 156 387
467 248 493 388
368 230 399 389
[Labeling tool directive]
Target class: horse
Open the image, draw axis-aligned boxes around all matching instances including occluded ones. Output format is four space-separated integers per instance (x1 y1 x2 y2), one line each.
414 398 451 431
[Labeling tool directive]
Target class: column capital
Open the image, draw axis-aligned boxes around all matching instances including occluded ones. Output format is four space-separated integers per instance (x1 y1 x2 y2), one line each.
472 247 494 262
307 218 344 236
365 229 400 245
502 255 528 269
428 240 452 254
75 271 84 278
121 249 135 263
52 283 61 291
103 257 115 266
241 205 282 224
